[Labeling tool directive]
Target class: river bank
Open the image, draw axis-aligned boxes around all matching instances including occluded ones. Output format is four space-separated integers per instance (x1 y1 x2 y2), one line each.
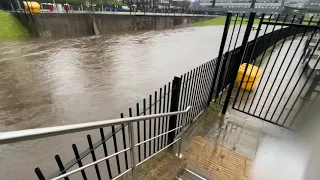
192 16 260 26
0 12 29 39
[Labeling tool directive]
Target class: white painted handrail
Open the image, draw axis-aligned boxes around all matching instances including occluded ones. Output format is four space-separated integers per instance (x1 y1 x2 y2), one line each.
0 106 191 145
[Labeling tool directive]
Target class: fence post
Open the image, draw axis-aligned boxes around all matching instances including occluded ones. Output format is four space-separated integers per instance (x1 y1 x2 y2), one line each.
222 12 256 114
167 76 182 144
206 13 232 106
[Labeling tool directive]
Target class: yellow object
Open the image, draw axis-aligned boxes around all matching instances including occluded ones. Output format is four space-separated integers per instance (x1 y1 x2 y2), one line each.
23 1 40 14
236 63 263 91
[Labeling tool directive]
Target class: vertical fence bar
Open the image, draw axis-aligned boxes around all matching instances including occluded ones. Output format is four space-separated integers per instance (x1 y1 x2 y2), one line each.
157 88 162 150
281 45 320 126
120 114 129 170
153 91 157 153
192 67 202 119
128 121 137 180
191 66 203 119
168 77 181 144
207 60 218 102
186 69 197 123
111 126 121 175
143 99 147 159
203 62 214 106
19 0 30 22
219 13 246 105
216 52 229 99
176 75 184 136
178 74 187 134
260 16 301 119
198 64 208 112
188 68 199 121
207 13 232 106
239 15 284 112
202 63 212 109
177 110 188 157
55 155 70 180
99 128 113 179
242 14 273 110
161 85 167 148
87 135 102 180
182 72 191 114
247 14 281 113
222 12 256 114
253 15 290 116
164 82 171 145
35 168 46 180
135 104 142 162
236 13 265 110
270 18 320 122
72 144 87 180
148 94 152 156
194 66 204 118
217 14 239 100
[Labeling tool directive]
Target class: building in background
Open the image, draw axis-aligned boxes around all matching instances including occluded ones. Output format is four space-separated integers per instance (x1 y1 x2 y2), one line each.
283 0 320 14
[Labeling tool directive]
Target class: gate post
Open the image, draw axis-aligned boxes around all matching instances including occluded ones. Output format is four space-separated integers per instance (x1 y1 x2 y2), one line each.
222 12 256 114
167 76 182 144
207 13 232 106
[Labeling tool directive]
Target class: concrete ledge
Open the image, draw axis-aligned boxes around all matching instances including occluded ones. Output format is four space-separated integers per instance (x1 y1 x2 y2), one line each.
25 13 212 38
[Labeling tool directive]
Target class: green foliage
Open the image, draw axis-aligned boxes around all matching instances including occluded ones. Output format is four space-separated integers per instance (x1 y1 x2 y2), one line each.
192 16 260 27
0 12 29 39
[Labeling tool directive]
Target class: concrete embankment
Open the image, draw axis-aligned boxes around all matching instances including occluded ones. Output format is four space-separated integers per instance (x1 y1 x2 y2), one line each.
19 13 212 38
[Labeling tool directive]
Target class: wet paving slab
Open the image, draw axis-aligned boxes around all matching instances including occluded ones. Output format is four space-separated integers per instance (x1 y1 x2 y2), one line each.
180 103 313 180
229 37 318 129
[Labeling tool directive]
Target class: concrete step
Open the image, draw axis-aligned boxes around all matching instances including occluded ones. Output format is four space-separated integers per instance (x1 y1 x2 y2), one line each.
179 169 207 180
120 150 187 180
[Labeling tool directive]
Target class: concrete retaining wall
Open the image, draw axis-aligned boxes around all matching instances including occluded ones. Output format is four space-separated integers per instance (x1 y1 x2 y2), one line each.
29 13 212 38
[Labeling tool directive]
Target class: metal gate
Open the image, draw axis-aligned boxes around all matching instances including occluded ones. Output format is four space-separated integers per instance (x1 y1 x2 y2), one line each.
218 12 320 129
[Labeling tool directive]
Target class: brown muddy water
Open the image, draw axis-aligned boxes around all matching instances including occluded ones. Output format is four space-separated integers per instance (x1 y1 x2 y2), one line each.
0 26 230 180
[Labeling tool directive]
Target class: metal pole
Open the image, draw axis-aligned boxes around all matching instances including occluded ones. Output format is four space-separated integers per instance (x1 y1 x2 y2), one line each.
250 0 256 9
222 12 256 114
280 0 285 9
168 77 182 144
211 0 215 8
206 13 232 106
128 122 137 180
177 111 187 157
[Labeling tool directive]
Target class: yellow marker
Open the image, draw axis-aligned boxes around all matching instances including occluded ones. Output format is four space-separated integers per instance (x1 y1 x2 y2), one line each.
23 1 41 14
236 63 263 91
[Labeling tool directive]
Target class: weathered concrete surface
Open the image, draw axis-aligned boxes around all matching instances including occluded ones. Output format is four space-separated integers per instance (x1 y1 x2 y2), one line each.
120 151 186 180
179 103 312 180
29 13 212 38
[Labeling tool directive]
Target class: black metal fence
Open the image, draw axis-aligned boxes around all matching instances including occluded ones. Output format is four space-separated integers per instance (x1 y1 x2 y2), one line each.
1 0 35 23
219 12 319 129
34 55 219 179
30 12 320 179
1 0 212 16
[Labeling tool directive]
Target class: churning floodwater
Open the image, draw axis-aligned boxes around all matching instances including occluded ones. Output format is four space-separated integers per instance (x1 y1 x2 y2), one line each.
0 23 270 179
0 26 230 180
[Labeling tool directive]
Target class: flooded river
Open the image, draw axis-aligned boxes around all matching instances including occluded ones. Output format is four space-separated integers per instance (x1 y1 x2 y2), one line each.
0 26 230 179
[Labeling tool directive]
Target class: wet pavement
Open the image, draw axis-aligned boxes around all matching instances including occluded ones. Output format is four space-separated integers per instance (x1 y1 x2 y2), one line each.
231 35 318 129
180 103 317 180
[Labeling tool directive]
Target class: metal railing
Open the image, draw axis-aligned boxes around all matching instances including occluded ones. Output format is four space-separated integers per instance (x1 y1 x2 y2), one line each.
0 106 191 180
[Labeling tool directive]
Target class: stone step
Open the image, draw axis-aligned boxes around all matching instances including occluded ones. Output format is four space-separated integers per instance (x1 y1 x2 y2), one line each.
179 169 207 180
120 150 187 180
